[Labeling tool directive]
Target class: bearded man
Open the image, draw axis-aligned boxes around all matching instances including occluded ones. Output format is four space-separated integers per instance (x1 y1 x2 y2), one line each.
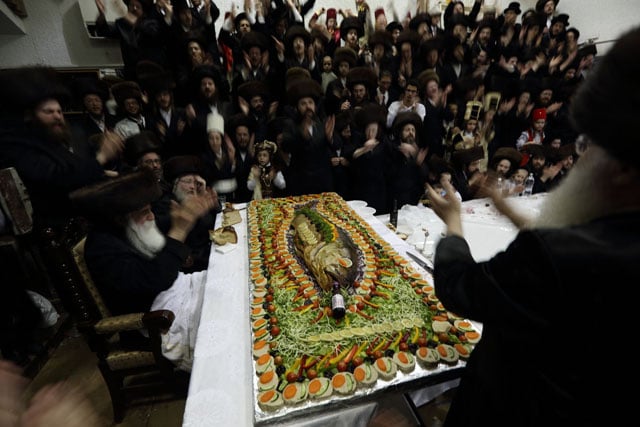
424 27 640 427
281 77 335 196
0 66 123 230
388 111 427 209
152 155 218 273
227 113 256 202
70 170 215 371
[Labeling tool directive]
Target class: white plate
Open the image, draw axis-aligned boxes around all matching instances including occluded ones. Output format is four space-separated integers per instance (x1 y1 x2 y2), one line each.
347 200 368 209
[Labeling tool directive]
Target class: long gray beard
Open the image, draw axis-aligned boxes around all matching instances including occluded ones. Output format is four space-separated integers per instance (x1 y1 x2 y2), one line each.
533 147 618 229
126 219 166 259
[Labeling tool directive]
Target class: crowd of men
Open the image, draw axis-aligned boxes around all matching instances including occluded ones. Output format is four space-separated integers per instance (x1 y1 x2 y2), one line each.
5 0 599 219
0 0 600 363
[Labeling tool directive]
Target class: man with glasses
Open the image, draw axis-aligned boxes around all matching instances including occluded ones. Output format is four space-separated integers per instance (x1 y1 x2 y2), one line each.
152 155 218 273
123 131 165 182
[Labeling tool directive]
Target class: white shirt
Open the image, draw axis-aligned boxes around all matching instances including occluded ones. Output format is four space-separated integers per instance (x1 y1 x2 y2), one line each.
386 101 426 129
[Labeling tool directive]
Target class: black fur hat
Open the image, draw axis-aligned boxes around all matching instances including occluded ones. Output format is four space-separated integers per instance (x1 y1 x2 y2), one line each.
333 47 358 68
287 78 323 105
0 66 71 116
74 77 109 102
284 25 312 53
392 111 423 139
241 30 269 53
69 170 161 221
163 155 205 184
346 66 378 92
340 16 364 40
110 80 143 107
354 103 387 129
123 131 162 167
237 80 270 102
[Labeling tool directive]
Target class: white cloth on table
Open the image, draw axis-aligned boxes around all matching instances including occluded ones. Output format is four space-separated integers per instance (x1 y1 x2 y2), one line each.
151 270 207 372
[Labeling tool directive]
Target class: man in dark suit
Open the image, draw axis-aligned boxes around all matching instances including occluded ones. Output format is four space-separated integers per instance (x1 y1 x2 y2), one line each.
138 64 188 159
69 77 117 161
0 66 123 231
281 77 334 196
227 113 255 202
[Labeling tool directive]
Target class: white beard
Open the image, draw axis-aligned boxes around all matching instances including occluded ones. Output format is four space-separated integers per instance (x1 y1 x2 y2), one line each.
126 219 166 259
173 183 197 203
533 147 618 229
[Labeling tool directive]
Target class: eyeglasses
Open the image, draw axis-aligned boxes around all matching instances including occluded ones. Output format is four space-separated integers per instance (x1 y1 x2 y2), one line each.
178 177 205 188
575 135 590 156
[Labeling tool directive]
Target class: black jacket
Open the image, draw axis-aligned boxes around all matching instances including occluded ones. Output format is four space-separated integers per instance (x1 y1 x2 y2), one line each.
0 120 106 229
434 212 640 426
84 227 190 315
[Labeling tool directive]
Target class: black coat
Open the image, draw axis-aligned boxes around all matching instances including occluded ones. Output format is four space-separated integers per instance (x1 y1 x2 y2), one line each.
348 135 391 214
434 212 640 426
281 118 334 196
0 121 106 229
69 113 117 161
84 228 190 315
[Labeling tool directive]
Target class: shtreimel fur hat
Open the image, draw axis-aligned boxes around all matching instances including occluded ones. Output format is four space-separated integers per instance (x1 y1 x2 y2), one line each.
0 66 70 116
69 170 162 221
123 131 161 167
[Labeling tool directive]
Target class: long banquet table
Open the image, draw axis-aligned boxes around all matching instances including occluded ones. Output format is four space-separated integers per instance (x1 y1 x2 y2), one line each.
181 194 546 426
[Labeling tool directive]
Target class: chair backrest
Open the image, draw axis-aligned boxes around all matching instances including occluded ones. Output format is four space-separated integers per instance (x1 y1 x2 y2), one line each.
71 237 112 319
0 167 33 235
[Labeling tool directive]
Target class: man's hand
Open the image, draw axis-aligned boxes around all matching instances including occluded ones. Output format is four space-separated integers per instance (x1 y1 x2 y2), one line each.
95 130 124 165
0 360 27 426
20 382 100 427
365 122 378 141
425 180 463 237
398 142 417 159
324 114 335 142
168 188 215 242
95 0 106 17
224 134 236 162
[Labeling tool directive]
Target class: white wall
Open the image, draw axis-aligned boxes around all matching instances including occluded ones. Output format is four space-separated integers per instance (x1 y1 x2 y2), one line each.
1 0 638 69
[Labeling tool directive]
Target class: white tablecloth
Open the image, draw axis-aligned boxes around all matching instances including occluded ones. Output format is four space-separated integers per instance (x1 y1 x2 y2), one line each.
182 195 546 426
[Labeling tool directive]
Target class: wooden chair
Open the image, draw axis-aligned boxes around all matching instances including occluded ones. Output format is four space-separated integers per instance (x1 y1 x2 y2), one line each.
61 236 189 423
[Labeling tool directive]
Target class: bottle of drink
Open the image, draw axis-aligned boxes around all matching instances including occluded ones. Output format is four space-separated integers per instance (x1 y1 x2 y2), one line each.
523 173 535 196
331 282 345 319
389 199 398 228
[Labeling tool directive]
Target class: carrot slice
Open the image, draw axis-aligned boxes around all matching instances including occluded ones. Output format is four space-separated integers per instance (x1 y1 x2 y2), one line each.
260 390 276 403
283 384 297 400
308 379 322 394
417 347 428 358
397 352 408 364
433 315 448 321
354 367 366 382
454 344 469 355
260 370 274 384
332 373 345 388
437 345 448 358
465 331 480 340
254 340 268 351
375 358 387 371
257 354 271 366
